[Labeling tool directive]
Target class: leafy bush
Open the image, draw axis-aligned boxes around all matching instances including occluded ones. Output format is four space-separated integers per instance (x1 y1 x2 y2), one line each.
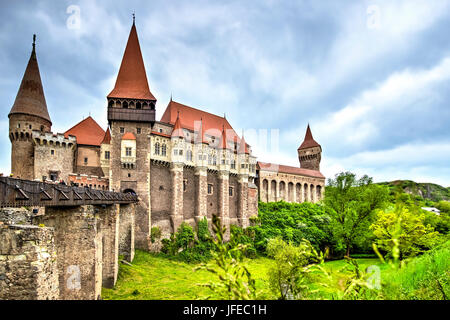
150 226 162 243
266 237 324 300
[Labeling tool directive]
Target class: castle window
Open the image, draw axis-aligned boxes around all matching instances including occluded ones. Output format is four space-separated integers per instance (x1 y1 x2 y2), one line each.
231 160 236 169
128 173 131 178
120 127 125 133
126 147 132 157
105 151 110 159
183 179 187 192
161 144 167 156
137 128 141 134
159 128 163 133
155 142 160 155
186 150 192 162
136 102 141 109
29 125 32 129
208 155 212 165
179 150 183 156
17 123 20 128
84 157 88 164
123 101 128 109
208 184 213 195
40 125 44 132
49 171 58 181
229 187 234 197
51 149 55 155
174 149 178 156
213 156 217 165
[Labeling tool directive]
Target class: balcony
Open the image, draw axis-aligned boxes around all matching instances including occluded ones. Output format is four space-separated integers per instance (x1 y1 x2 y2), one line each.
108 107 155 123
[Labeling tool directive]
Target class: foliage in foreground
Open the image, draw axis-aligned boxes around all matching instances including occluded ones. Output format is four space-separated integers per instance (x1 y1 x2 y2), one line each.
195 215 260 299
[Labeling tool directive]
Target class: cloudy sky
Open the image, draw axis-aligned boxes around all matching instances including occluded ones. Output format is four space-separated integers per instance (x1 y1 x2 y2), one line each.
0 0 449 186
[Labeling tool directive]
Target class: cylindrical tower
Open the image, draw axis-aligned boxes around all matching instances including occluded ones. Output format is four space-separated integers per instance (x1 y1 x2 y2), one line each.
8 35 52 180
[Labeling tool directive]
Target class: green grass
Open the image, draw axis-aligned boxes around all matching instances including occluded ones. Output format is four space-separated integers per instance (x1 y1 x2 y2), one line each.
103 244 450 300
102 250 274 300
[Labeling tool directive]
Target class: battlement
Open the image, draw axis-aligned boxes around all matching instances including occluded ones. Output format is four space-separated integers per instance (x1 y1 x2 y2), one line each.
32 130 76 147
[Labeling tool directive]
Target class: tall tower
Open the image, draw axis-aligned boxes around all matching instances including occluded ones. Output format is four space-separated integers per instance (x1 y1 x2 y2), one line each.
9 35 52 180
107 19 155 250
298 124 322 171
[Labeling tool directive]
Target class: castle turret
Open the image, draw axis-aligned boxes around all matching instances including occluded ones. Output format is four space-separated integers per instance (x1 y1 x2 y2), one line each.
298 124 322 171
107 18 154 249
9 35 52 179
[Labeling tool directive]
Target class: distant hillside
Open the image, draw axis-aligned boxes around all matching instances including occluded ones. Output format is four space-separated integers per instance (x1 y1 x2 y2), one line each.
376 180 450 202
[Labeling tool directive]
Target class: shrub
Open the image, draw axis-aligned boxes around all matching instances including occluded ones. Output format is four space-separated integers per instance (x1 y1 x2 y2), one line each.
150 226 162 243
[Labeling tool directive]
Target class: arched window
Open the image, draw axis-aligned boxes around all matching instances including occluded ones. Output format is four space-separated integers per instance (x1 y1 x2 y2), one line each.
154 142 160 155
161 144 167 156
136 102 141 109
123 101 128 109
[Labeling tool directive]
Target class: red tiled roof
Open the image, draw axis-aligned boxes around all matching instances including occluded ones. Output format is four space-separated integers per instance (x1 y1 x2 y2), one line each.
298 124 321 150
101 128 111 144
171 113 184 138
9 43 52 124
122 132 136 140
218 125 231 150
64 116 105 146
107 23 156 101
238 133 249 154
151 131 171 138
257 162 325 179
160 100 242 146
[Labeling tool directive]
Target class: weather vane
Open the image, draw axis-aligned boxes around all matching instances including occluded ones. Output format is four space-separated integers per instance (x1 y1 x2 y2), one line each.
132 12 135 24
32 34 36 51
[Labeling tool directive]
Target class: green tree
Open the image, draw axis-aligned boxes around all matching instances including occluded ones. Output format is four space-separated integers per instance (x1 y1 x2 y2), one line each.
266 237 324 300
370 205 441 259
324 172 389 257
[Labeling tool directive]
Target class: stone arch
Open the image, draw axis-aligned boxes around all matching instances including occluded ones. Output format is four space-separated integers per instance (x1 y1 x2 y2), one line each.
20 132 24 140
279 181 286 201
316 185 322 201
262 179 269 202
270 180 276 202
25 132 30 139
15 132 19 140
288 182 294 202
142 102 148 109
296 183 302 203
122 101 128 109
304 183 308 202
123 188 136 195
108 100 114 107
115 101 122 108
136 102 142 109
310 184 315 202
129 101 135 108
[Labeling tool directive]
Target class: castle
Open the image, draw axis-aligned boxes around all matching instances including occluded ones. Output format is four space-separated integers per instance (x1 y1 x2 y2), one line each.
7 21 325 249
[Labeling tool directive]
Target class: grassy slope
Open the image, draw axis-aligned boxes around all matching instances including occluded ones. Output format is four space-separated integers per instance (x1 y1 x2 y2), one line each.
103 244 449 300
377 180 450 201
102 250 275 300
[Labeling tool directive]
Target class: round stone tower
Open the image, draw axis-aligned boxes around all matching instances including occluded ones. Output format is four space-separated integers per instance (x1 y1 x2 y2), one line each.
8 35 52 180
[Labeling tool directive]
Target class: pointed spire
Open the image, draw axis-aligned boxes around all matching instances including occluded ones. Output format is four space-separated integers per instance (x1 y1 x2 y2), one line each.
238 130 249 154
101 127 111 144
171 111 184 138
298 124 321 150
107 22 156 100
218 124 231 150
9 34 52 125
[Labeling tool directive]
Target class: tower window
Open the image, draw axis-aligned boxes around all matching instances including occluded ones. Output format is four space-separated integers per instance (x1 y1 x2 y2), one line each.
137 128 141 134
125 147 132 157
229 187 234 197
183 179 187 192
120 127 124 133
17 123 20 128
154 142 160 155
161 144 167 156
51 150 54 155
84 157 88 164
105 151 110 159
29 125 32 129
128 173 131 178
208 184 213 195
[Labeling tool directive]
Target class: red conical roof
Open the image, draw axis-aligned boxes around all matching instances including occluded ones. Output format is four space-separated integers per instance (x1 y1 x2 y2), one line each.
171 112 184 138
9 38 51 124
107 23 156 101
194 118 208 144
298 124 321 150
218 125 231 150
101 127 111 144
238 133 249 154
